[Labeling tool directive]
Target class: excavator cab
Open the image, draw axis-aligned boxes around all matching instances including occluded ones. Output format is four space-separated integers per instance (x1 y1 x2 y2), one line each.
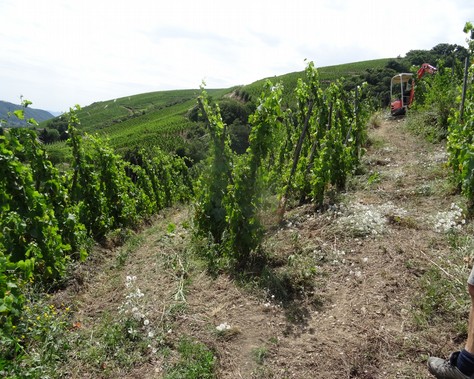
390 63 436 116
390 73 414 116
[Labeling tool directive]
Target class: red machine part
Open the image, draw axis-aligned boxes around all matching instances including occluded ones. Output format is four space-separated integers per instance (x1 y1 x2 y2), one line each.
390 63 437 116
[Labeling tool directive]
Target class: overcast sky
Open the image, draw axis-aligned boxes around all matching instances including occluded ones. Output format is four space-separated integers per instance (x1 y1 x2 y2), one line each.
0 0 472 112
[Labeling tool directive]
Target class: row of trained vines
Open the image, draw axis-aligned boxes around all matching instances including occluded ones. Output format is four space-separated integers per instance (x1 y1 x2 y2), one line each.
446 23 474 210
0 107 192 358
193 61 369 270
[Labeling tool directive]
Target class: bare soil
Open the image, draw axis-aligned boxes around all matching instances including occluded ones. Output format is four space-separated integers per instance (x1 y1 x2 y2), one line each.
62 117 472 378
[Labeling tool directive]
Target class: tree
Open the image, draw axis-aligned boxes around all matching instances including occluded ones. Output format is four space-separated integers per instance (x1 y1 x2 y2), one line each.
386 59 410 73
405 49 435 66
39 128 60 143
431 43 468 67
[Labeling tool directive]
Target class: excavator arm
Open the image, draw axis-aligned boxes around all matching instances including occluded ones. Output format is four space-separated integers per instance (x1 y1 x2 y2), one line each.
417 63 437 79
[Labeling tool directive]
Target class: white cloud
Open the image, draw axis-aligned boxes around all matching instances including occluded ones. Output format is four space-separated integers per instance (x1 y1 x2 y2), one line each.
0 0 471 111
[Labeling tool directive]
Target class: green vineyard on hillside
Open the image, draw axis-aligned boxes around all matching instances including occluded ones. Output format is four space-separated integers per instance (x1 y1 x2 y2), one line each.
42 60 391 163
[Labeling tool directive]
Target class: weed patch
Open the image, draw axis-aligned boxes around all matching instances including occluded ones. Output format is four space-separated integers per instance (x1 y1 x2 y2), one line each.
0 292 72 379
405 110 446 142
164 338 216 379
413 267 467 334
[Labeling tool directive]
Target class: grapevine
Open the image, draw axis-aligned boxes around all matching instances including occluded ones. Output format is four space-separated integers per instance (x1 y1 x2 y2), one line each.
194 61 369 269
1 105 193 360
447 22 474 211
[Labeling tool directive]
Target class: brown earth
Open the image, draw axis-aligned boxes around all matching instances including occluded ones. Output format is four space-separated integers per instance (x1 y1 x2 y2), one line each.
62 117 473 378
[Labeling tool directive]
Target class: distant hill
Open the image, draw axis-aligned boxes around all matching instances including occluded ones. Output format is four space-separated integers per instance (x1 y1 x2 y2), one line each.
241 58 392 101
44 58 394 162
0 100 54 127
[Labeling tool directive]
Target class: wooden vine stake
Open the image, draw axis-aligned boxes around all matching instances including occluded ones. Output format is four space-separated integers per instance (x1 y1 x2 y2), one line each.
460 56 469 123
277 100 315 223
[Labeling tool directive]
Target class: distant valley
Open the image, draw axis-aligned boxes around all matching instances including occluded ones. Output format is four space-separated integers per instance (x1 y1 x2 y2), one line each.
0 100 55 127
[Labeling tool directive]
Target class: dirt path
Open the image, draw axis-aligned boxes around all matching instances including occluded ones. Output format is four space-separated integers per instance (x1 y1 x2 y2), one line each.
66 117 469 378
230 117 461 378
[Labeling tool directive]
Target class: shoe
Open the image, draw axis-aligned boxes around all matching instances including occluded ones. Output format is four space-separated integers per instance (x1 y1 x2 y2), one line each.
427 351 472 379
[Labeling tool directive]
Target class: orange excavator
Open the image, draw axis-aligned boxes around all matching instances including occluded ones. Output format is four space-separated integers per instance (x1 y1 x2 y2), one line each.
390 63 437 116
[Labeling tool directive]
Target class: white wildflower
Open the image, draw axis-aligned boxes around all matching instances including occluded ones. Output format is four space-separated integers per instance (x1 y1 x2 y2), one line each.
216 322 231 331
335 202 407 237
125 275 137 288
128 328 136 335
433 203 464 233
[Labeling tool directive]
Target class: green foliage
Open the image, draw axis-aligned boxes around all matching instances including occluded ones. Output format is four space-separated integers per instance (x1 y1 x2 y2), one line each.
283 63 368 208
0 255 25 348
386 59 411 73
194 61 369 271
405 110 446 142
46 115 69 139
9 128 88 259
362 67 397 107
0 125 86 355
228 121 250 154
39 127 61 143
398 43 468 70
193 89 234 245
225 82 285 266
242 59 390 106
66 107 192 239
464 22 474 51
447 72 474 202
413 266 467 332
218 98 254 126
1 105 193 375
252 346 268 365
139 146 192 209
0 129 70 282
446 23 474 210
0 133 69 374
90 135 140 229
0 294 72 379
416 62 461 130
68 115 112 240
218 98 254 154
